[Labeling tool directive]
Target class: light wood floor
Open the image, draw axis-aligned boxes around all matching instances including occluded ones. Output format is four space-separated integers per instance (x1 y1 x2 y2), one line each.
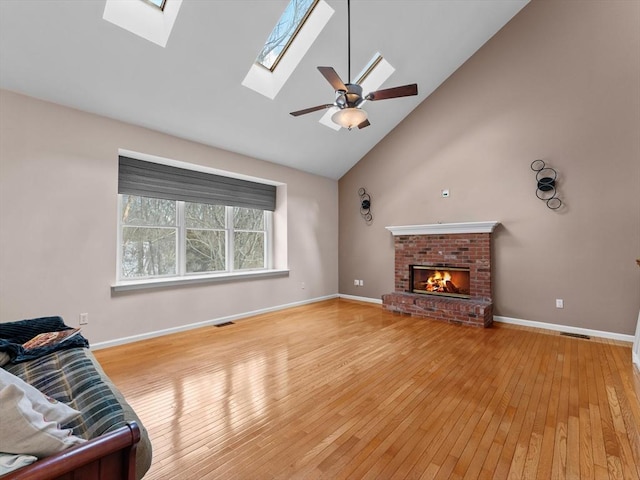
94 299 640 479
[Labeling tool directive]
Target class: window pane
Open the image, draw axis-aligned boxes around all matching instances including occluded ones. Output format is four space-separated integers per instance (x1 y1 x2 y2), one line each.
256 0 316 70
185 203 225 229
144 0 166 10
186 230 226 273
234 232 265 270
122 195 176 226
121 227 176 278
233 207 264 230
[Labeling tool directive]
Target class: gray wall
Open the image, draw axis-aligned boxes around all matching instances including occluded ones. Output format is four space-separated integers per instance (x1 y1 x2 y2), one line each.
339 0 640 335
0 90 339 344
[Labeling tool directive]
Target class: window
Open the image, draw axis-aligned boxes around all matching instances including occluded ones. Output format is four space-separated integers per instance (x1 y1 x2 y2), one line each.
242 0 333 100
255 0 318 71
103 0 182 48
355 53 383 85
142 0 166 10
117 156 276 283
120 197 270 280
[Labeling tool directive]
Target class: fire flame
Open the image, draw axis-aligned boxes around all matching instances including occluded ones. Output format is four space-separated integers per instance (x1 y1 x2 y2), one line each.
426 270 452 292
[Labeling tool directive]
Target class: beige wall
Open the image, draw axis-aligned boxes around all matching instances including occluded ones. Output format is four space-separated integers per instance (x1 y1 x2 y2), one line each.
0 90 338 344
339 0 640 335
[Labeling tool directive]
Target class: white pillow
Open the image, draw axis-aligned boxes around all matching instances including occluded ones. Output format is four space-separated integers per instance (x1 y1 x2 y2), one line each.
0 368 79 425
0 452 38 475
0 384 86 457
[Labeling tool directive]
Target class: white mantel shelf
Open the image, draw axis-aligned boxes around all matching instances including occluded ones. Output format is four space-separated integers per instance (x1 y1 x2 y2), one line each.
385 221 501 236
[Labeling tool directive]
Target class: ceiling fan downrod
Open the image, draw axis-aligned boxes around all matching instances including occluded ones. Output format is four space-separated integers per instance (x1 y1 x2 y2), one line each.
347 0 351 83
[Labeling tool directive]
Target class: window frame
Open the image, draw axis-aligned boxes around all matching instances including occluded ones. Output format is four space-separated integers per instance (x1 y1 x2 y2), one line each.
116 196 274 284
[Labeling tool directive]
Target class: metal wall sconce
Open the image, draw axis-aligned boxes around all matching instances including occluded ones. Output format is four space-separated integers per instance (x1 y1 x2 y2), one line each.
531 160 562 210
358 188 372 223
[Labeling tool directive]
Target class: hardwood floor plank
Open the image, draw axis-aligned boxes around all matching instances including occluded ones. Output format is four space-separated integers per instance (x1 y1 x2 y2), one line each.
522 335 561 479
91 299 640 480
494 331 547 479
602 341 640 478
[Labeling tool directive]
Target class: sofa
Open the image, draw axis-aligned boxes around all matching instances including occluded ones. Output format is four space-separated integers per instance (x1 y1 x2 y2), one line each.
0 317 152 479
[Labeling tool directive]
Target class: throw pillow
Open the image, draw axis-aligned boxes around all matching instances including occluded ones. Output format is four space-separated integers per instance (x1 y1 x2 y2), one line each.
0 368 79 425
0 453 38 475
0 384 86 457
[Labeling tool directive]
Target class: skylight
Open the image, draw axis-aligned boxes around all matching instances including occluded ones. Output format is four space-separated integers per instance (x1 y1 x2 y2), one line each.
355 53 383 85
256 0 319 71
143 0 166 11
103 0 182 48
242 0 333 100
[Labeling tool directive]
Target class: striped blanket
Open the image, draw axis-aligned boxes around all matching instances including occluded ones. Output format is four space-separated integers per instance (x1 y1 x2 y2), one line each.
4 348 126 440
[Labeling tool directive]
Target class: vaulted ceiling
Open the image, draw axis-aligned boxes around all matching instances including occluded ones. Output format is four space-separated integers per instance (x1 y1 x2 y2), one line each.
0 0 528 179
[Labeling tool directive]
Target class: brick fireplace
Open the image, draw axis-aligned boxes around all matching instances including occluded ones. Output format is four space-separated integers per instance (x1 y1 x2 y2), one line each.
382 221 500 327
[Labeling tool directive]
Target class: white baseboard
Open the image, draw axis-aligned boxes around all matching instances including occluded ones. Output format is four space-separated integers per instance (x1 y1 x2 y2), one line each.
633 310 640 371
494 316 635 343
91 294 339 350
92 299 635 350
338 294 383 305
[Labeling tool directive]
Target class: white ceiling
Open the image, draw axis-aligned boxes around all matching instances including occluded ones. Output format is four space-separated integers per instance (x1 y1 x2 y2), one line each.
0 0 528 179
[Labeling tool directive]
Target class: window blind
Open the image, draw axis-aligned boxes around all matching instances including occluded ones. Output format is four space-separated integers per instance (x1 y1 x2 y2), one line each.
118 156 276 211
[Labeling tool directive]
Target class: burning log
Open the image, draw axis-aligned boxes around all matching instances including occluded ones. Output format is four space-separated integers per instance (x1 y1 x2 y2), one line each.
445 280 459 293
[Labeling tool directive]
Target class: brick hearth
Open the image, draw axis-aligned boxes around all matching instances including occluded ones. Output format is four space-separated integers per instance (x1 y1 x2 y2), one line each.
382 292 493 327
382 222 499 328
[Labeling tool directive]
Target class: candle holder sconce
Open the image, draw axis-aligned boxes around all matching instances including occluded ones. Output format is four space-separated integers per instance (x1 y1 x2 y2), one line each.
531 160 562 210
358 188 372 223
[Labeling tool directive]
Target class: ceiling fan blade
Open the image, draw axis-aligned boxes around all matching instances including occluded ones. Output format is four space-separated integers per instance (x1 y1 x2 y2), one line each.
290 104 334 117
366 83 418 101
357 119 370 129
318 66 347 92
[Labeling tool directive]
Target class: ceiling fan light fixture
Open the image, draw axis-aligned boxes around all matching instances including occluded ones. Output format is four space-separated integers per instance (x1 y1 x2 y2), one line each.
332 107 368 130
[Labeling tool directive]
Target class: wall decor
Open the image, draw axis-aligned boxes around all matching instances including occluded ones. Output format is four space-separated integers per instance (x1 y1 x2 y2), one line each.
531 159 562 210
358 187 372 223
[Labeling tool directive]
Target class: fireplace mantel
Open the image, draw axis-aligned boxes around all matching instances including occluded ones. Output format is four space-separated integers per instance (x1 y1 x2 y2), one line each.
385 221 500 236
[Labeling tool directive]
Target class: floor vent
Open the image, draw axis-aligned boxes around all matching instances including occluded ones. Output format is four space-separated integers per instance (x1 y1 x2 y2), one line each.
560 332 590 340
215 322 235 328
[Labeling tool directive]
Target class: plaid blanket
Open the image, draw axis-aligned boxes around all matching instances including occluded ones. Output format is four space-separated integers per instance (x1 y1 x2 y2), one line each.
4 348 126 440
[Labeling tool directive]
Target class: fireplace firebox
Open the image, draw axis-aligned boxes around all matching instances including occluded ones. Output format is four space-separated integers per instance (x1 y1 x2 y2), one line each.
410 265 471 299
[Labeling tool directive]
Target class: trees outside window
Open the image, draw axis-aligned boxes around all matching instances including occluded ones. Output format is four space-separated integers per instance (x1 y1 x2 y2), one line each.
120 195 269 280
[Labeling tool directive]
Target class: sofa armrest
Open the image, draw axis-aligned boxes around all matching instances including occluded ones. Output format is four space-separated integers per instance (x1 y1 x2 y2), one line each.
3 422 141 480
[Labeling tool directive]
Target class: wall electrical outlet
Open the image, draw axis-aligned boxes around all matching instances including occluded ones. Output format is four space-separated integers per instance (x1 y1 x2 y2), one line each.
359 280 364 286
555 299 564 309
79 313 89 325
301 282 305 290
354 279 359 286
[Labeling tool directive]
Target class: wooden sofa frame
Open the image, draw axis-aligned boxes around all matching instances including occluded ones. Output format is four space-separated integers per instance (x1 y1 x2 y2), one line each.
3 421 141 480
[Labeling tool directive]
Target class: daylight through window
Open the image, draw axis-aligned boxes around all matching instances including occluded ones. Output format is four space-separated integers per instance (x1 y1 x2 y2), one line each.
142 0 166 11
256 0 318 71
120 196 270 279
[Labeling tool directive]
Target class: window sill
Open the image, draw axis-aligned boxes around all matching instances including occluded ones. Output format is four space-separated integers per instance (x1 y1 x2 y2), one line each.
111 269 290 292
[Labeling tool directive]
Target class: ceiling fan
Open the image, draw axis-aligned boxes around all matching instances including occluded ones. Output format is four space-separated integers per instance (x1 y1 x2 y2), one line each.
290 0 418 130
